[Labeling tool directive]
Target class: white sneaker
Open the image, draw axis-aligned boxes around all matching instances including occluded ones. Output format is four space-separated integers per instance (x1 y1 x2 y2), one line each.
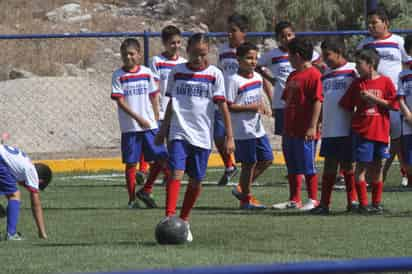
401 177 409 187
299 199 319 211
184 221 193 243
272 200 302 210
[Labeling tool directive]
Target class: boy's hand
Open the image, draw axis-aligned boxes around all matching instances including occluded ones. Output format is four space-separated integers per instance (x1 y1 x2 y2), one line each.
155 130 166 145
225 136 235 155
137 119 151 129
360 90 376 105
405 113 412 125
263 106 272 117
305 127 317 141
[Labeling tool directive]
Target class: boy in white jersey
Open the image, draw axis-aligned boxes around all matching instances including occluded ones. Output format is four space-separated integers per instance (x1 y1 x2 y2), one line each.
148 25 186 186
111 38 168 209
226 42 273 209
398 35 412 187
155 33 235 242
0 144 51 240
214 13 249 185
357 7 409 187
310 39 359 214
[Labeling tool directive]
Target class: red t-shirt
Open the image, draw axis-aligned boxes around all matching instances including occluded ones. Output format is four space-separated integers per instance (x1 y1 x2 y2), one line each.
282 66 323 138
339 75 399 143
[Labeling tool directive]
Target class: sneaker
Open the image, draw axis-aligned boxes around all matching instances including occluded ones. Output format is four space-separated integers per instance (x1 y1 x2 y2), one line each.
127 200 140 209
357 205 372 214
346 201 359 213
240 198 266 210
184 221 193 243
272 200 302 210
231 184 243 200
369 204 384 214
6 232 24 241
135 171 147 185
299 199 319 211
401 177 409 187
217 166 238 186
333 175 346 190
0 204 5 218
310 205 330 215
136 189 158 208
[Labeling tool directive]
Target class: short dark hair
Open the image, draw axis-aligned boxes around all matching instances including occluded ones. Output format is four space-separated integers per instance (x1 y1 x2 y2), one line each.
35 163 52 191
236 42 258 58
161 25 181 42
228 13 249 32
367 7 390 24
321 38 346 56
275 21 294 37
355 48 380 70
120 38 140 51
187 33 209 50
405 35 412 54
288 37 313 61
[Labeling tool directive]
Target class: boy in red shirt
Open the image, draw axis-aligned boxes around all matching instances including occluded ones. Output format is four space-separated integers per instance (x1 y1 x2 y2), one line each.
339 48 399 214
272 37 322 211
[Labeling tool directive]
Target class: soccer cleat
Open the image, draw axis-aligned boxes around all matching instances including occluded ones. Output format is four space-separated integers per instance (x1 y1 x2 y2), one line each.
299 199 320 211
369 204 384 214
136 189 158 208
346 201 359 213
217 166 238 186
184 221 193 243
135 171 147 185
333 175 346 190
6 232 24 241
401 177 409 187
272 200 302 210
240 198 266 210
127 200 140 209
357 205 372 214
231 184 243 200
309 205 330 215
0 204 6 218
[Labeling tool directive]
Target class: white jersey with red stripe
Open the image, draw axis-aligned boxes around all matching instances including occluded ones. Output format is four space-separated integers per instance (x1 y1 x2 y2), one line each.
166 63 226 149
321 62 358 138
226 72 266 140
357 34 409 88
258 48 321 109
0 145 39 193
398 67 412 135
149 55 187 120
111 65 159 133
217 42 239 78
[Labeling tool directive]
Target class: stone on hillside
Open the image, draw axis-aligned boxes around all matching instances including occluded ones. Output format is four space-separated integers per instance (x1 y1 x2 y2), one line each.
9 68 36 80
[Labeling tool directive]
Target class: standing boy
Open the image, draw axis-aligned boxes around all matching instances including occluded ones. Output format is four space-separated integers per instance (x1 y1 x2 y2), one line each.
271 37 322 211
111 38 168 209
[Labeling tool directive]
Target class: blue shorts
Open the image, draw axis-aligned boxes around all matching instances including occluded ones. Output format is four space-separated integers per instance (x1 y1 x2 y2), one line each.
320 136 353 162
273 109 284 136
121 130 168 164
234 135 274 164
213 110 226 140
401 134 412 165
168 140 211 181
282 136 317 175
352 133 390 163
0 155 17 195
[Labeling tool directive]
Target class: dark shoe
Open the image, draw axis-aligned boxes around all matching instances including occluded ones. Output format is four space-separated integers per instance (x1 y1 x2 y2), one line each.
136 189 158 208
217 166 238 186
310 206 330 215
346 201 359 213
135 171 147 185
357 205 372 214
369 204 384 214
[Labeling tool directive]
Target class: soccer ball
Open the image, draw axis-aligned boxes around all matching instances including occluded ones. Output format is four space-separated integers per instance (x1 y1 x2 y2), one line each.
155 216 188 245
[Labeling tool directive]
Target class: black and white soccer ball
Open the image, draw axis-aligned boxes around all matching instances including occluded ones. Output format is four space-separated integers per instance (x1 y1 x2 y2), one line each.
155 216 188 245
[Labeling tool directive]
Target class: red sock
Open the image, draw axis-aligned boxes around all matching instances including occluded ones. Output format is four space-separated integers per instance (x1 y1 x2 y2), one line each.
371 181 383 206
125 165 137 202
166 179 181 217
139 154 149 174
305 174 318 201
401 167 407 177
356 181 368 206
343 171 358 205
143 162 163 193
288 174 302 203
320 174 335 207
408 174 412 188
224 155 234 169
180 183 202 221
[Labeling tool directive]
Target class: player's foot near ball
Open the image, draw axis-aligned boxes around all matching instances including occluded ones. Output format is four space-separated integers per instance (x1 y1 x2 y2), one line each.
184 221 193 243
136 189 158 208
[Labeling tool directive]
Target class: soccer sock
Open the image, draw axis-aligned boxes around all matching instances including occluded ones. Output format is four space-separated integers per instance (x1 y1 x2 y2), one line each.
6 199 20 236
180 183 202 221
288 174 302 203
401 167 407 177
125 165 137 202
343 170 358 205
320 173 335 207
371 181 383 206
355 181 368 206
224 155 234 170
166 179 181 217
139 154 149 174
143 162 163 193
217 143 234 169
305 174 318 201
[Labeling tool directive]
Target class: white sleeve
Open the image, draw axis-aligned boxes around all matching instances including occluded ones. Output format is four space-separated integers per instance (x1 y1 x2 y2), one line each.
213 69 226 100
111 71 123 98
148 71 159 94
149 57 160 81
226 76 237 104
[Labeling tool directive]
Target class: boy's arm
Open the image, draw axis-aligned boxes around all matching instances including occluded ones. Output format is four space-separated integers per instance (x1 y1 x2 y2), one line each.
305 100 322 141
149 92 160 121
399 97 412 124
115 97 151 129
360 91 398 110
218 101 235 155
155 99 172 145
30 192 47 239
229 102 260 113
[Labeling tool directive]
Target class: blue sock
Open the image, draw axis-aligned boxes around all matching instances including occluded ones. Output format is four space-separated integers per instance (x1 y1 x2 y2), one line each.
7 200 20 236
